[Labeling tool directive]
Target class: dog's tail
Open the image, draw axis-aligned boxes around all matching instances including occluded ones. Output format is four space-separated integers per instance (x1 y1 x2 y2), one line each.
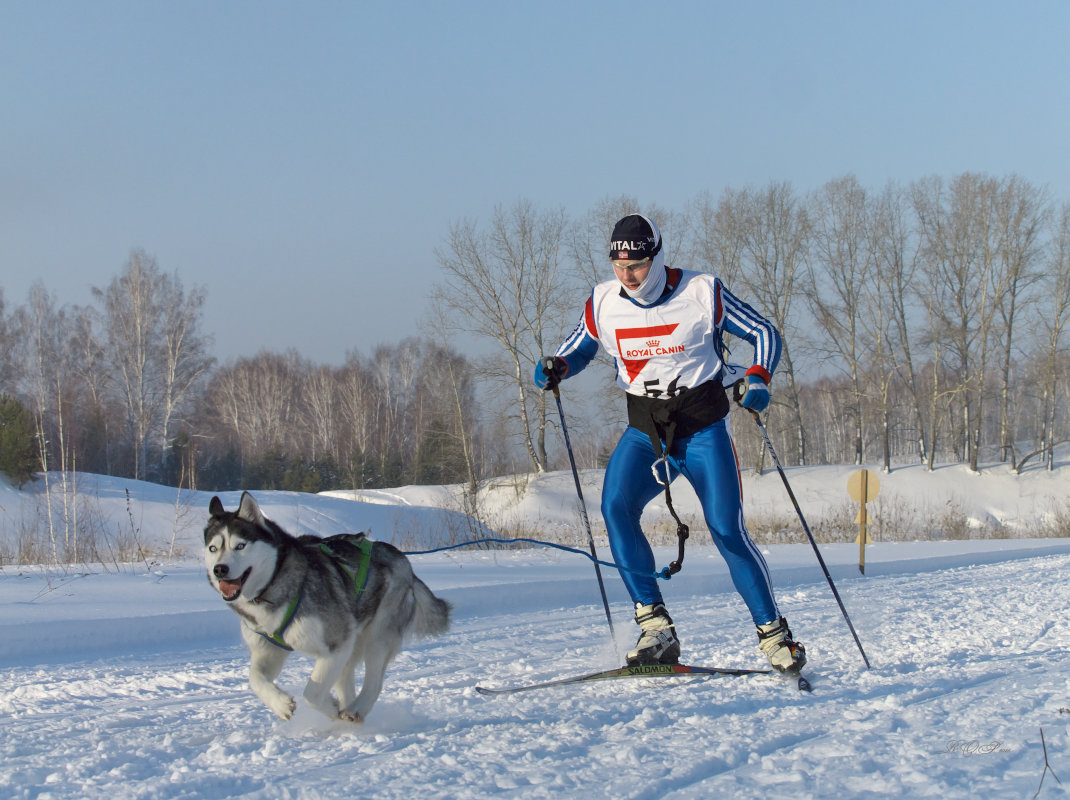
408 578 451 639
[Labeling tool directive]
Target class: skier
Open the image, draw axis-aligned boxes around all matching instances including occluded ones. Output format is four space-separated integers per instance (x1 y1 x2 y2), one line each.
535 213 805 675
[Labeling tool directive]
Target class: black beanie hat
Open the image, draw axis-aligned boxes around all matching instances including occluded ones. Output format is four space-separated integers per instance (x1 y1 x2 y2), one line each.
609 214 662 261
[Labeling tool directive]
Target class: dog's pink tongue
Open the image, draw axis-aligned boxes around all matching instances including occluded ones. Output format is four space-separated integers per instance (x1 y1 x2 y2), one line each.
219 579 242 598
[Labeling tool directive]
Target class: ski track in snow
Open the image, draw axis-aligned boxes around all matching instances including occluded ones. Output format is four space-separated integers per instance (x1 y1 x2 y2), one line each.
1 548 1068 799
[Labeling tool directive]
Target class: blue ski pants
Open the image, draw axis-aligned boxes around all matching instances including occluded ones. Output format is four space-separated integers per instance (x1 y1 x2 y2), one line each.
600 421 780 626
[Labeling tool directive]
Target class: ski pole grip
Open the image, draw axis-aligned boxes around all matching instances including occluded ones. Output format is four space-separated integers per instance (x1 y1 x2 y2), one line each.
543 356 563 399
731 378 745 404
731 378 760 420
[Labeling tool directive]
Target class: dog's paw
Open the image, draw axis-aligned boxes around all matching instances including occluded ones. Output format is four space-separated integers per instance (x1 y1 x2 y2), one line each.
271 697 297 720
338 709 363 724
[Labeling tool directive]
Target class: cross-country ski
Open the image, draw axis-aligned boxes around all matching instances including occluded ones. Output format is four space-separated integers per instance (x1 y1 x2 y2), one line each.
475 663 774 696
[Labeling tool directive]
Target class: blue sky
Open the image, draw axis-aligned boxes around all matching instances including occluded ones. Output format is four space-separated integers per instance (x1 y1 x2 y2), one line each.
3 1 1069 364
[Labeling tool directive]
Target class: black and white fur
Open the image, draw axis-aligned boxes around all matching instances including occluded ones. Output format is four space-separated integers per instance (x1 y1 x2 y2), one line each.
204 492 450 723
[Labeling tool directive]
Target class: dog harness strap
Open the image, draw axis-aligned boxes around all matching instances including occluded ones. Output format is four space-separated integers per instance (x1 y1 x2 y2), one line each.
259 538 373 651
351 537 373 598
320 537 374 601
258 585 304 651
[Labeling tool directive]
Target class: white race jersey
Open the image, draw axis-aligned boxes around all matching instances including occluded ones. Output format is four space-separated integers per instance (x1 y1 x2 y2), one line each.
555 268 781 397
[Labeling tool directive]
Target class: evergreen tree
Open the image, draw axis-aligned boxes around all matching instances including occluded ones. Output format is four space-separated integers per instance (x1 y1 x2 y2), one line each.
0 395 38 488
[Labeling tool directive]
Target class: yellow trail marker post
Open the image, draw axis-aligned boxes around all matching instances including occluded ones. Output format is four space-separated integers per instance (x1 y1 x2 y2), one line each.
847 469 880 575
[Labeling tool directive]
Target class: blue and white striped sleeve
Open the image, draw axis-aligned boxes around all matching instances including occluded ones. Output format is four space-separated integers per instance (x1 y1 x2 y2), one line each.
714 278 782 383
553 295 601 379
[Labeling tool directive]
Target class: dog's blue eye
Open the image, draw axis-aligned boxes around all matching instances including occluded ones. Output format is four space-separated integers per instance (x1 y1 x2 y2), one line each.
209 545 218 553
235 542 246 550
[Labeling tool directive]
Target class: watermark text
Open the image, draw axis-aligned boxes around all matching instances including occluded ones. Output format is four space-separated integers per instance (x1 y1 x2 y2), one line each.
942 739 1011 756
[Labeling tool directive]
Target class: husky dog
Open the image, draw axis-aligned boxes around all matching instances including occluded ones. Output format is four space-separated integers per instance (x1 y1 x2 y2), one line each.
204 492 450 723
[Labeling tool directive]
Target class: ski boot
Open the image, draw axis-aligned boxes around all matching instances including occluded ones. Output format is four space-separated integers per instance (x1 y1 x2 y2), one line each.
626 602 681 666
757 617 807 674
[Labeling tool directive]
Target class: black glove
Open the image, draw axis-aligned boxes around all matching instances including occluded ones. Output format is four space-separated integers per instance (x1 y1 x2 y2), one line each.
535 356 568 390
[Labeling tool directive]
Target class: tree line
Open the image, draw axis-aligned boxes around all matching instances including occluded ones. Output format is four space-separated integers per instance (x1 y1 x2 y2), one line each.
435 173 1070 476
0 253 485 492
2 172 1069 499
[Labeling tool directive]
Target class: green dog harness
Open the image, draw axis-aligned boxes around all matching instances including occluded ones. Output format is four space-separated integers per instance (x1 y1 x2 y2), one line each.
321 537 374 599
257 535 374 651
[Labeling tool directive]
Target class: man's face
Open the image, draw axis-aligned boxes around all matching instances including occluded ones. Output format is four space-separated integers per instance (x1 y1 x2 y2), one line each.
613 258 652 291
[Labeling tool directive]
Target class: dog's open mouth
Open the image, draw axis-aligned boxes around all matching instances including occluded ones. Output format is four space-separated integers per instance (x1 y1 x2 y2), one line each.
218 568 252 602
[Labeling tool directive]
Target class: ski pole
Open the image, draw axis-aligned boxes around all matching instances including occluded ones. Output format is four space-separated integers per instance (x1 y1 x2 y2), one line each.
546 359 616 645
733 382 872 669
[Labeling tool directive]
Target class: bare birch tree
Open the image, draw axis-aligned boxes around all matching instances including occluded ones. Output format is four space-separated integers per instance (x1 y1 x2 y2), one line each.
707 182 811 465
989 176 1048 463
913 174 1009 471
337 354 375 487
687 190 745 287
433 200 574 472
872 182 928 465
207 351 303 462
1037 203 1070 470
301 364 338 463
13 284 79 559
158 276 214 475
806 176 874 465
93 250 212 479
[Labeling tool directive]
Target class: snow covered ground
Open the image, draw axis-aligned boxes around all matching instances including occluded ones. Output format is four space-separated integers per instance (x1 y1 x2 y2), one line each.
1 463 1069 799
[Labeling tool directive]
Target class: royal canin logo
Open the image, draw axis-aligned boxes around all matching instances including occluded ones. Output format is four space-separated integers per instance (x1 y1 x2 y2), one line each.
624 343 685 358
615 323 684 382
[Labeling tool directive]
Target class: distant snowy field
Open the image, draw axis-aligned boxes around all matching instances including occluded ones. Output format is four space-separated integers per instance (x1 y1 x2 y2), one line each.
1 463 1068 799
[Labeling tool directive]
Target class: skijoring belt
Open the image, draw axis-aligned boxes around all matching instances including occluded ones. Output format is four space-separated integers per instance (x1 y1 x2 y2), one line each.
624 378 731 577
625 378 731 456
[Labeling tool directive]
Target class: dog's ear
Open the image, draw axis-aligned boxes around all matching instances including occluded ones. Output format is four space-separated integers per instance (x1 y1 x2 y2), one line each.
237 491 266 526
209 496 225 516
